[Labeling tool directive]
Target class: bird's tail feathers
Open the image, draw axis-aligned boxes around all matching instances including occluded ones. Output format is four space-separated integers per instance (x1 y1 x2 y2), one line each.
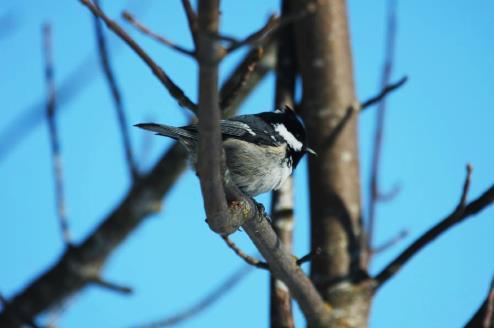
134 123 196 141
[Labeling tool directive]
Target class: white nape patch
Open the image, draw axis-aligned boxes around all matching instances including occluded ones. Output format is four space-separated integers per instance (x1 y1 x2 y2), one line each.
273 124 303 151
237 122 256 136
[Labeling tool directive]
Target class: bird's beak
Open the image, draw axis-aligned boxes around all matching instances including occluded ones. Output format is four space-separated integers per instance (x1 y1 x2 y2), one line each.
305 147 317 156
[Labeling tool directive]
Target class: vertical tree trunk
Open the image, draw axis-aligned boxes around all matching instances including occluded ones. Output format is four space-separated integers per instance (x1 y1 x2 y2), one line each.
294 0 371 326
270 2 297 327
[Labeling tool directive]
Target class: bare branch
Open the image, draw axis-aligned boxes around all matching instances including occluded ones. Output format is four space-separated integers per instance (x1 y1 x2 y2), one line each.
465 277 494 328
79 0 198 113
88 277 132 295
0 40 271 326
180 0 199 48
136 266 252 328
220 47 263 111
223 1 320 54
374 166 494 289
371 229 409 255
242 207 332 326
0 293 40 328
122 11 194 57
360 76 407 111
270 1 297 323
43 24 72 246
366 0 399 259
93 0 139 181
222 236 268 270
297 248 322 266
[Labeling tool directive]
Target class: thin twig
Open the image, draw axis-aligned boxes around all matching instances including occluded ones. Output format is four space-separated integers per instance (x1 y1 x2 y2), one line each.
374 166 494 289
94 0 139 181
366 0 398 260
360 76 407 111
223 1 320 54
122 11 194 56
88 277 133 295
43 24 71 246
136 266 252 328
371 229 409 254
180 0 199 48
297 248 322 266
220 47 263 111
79 0 198 113
222 236 269 269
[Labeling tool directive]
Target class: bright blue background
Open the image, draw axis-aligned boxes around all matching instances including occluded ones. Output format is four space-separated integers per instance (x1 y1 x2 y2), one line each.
1 1 493 327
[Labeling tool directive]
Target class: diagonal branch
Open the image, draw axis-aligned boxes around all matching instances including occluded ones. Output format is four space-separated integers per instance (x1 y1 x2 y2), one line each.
180 0 199 48
374 165 494 289
79 0 198 113
222 236 268 269
93 0 139 181
136 266 252 328
0 38 274 326
43 24 72 246
465 277 494 328
122 11 194 57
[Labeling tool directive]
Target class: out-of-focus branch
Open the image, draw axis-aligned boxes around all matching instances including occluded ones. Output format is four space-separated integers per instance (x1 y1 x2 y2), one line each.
180 0 198 48
88 277 132 295
270 0 297 326
0 293 39 328
94 0 139 181
220 47 263 112
360 76 407 112
222 236 268 269
223 1 320 54
136 266 252 328
367 0 399 260
0 34 274 327
0 0 150 162
374 165 494 289
465 277 494 328
122 11 194 57
79 0 198 113
43 24 71 246
371 229 408 255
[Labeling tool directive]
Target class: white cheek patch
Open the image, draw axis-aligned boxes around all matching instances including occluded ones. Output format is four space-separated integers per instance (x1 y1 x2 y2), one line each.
273 124 303 151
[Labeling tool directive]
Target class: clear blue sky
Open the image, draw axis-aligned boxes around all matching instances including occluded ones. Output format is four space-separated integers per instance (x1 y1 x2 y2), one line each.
1 0 493 327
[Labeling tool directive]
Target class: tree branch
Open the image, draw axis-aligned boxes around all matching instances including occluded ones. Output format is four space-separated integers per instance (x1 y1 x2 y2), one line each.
136 266 252 328
43 24 72 246
88 277 133 295
79 0 198 113
93 0 139 181
0 35 273 326
122 11 194 57
222 236 268 269
367 0 398 258
180 0 199 49
465 277 494 328
374 165 494 289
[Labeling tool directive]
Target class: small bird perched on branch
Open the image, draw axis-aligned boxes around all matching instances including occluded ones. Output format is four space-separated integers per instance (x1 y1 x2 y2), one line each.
135 105 315 196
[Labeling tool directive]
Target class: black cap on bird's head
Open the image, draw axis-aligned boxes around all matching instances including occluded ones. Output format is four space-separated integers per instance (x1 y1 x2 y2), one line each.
258 105 316 167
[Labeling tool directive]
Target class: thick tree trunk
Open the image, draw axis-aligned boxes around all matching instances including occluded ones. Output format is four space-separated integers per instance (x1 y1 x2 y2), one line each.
294 0 371 326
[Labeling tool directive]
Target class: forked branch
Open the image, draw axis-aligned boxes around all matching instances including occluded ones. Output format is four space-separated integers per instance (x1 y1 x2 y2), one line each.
374 165 494 289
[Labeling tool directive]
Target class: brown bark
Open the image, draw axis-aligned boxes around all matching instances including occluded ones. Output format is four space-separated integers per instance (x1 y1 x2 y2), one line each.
269 1 297 327
294 0 371 326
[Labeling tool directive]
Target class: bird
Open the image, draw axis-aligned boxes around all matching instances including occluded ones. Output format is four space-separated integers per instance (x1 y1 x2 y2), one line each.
135 105 315 197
